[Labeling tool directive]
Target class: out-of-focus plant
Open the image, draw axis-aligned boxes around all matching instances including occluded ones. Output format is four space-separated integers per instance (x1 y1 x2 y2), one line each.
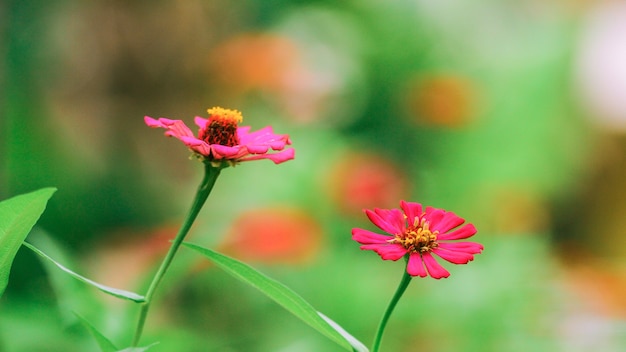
0 106 485 352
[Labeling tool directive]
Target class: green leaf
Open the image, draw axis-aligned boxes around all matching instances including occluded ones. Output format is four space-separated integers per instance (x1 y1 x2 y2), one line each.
27 230 104 322
0 187 56 297
74 313 118 352
23 242 146 303
318 312 368 352
116 343 159 352
182 242 367 351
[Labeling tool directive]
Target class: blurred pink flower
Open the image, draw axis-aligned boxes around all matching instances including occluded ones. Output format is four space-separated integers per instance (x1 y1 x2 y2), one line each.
145 107 294 165
352 201 483 279
327 152 409 217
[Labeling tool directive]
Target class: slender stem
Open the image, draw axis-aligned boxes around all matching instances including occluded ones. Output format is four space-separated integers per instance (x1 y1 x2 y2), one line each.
132 162 223 346
371 263 412 352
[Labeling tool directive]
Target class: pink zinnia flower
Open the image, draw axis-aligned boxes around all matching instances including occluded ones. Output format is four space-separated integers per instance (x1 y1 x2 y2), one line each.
145 107 294 165
352 201 483 279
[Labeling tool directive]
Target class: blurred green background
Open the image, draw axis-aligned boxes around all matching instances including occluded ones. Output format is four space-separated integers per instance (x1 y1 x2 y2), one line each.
2 0 626 351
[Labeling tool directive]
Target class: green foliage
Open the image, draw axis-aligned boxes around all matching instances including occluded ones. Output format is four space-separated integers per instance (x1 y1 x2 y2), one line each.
23 242 145 303
0 188 56 297
116 345 159 352
74 313 119 352
75 313 159 352
182 242 368 352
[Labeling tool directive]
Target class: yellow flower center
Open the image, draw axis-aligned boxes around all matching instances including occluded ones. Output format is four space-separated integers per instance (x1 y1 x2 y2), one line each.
199 106 243 147
390 217 439 253
207 107 243 124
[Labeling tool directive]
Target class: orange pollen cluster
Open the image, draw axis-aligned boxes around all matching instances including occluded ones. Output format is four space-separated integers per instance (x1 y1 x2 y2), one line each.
390 217 439 253
199 107 243 147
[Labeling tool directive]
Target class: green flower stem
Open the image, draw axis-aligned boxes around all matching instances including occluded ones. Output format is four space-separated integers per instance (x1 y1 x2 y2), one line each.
132 162 223 346
371 262 412 352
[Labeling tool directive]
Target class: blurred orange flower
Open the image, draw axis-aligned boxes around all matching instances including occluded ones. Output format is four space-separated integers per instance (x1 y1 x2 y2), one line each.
404 74 476 128
218 207 323 264
209 34 300 94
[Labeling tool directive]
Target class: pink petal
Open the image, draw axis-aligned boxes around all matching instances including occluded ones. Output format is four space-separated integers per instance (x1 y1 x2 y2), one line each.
430 211 465 233
237 126 252 134
351 228 392 244
238 126 291 149
212 144 245 158
179 136 212 155
194 116 208 129
431 248 475 264
246 145 270 154
145 116 195 140
378 208 406 231
367 243 407 261
179 135 204 146
238 126 272 142
423 207 445 225
144 116 163 127
422 252 450 279
406 253 427 277
437 241 483 254
240 148 295 164
366 209 404 234
437 223 477 240
400 201 423 225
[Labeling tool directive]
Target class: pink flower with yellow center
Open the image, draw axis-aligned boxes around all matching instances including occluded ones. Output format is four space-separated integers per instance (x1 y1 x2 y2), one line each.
145 107 294 165
352 201 483 279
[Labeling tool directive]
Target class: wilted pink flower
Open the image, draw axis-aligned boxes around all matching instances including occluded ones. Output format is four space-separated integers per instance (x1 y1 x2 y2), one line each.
145 107 294 165
352 201 483 279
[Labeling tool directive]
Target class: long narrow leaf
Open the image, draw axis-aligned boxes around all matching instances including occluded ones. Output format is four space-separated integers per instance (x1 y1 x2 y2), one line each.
23 242 145 303
74 313 118 352
116 343 159 352
28 230 104 321
0 187 56 297
182 242 365 351
74 313 158 352
318 312 368 352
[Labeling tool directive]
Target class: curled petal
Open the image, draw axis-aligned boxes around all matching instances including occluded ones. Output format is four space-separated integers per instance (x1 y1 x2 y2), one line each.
239 126 291 149
194 116 208 129
246 145 270 154
351 228 392 244
379 208 406 231
438 241 483 254
145 116 195 140
407 253 427 277
212 144 245 158
431 248 475 264
437 223 477 240
360 243 407 261
179 136 203 146
422 252 450 279
240 148 295 164
184 143 212 156
430 211 465 233
365 209 403 234
423 207 445 225
400 201 423 225
179 135 212 155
